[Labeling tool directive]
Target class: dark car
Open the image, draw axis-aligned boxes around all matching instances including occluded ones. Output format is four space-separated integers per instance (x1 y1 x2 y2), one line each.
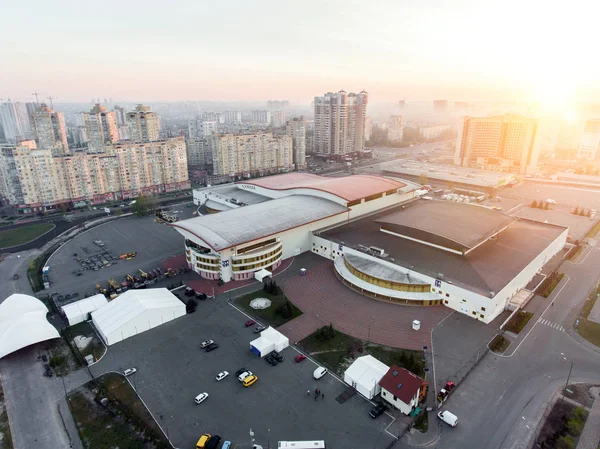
369 403 387 418
204 343 219 352
205 435 221 449
195 292 207 300
265 355 278 366
254 325 266 333
270 350 284 362
184 286 195 297
235 367 248 377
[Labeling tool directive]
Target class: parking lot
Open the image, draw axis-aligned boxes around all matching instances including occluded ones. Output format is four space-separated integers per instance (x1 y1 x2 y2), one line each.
91 296 397 449
514 206 593 241
503 182 600 211
46 210 195 299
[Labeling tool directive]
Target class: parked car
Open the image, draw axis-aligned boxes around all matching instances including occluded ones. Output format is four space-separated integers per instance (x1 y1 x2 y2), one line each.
215 371 229 381
295 354 306 363
270 350 284 362
265 355 278 366
201 340 214 348
204 343 219 352
245 319 256 327
195 292 207 300
123 368 137 376
242 375 258 387
196 434 211 448
194 392 209 404
254 325 266 333
313 366 328 379
222 441 231 449
205 435 221 449
369 403 386 418
235 368 249 377
184 286 195 297
438 410 458 427
238 371 253 382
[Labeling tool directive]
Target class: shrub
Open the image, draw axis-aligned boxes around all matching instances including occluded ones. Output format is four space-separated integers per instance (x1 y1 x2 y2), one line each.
275 300 293 319
556 435 575 449
316 323 335 341
49 355 66 368
531 200 538 208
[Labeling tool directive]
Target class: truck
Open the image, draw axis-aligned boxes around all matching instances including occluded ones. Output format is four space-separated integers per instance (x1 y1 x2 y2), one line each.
437 410 458 427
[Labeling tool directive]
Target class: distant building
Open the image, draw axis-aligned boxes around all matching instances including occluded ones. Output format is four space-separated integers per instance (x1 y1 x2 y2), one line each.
189 118 218 139
202 112 225 124
252 110 271 124
224 111 242 124
126 104 160 142
82 104 119 151
0 101 33 142
364 116 373 142
286 117 307 169
387 115 404 143
113 105 126 126
30 103 69 155
271 110 286 128
419 124 451 140
455 101 469 111
398 99 406 110
578 120 600 160
313 90 369 157
433 99 448 112
454 114 540 175
267 100 289 112
186 138 212 168
211 132 292 177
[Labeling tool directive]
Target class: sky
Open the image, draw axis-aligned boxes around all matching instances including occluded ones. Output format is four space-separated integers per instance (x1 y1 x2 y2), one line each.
2 0 599 106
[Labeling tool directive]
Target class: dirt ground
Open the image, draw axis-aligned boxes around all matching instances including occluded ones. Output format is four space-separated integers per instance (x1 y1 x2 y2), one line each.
564 383 600 409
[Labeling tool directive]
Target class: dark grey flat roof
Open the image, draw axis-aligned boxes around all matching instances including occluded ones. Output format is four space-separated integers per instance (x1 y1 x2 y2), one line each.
320 205 566 296
376 201 516 251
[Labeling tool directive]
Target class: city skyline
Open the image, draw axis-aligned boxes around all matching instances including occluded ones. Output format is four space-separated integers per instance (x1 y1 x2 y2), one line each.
2 0 598 107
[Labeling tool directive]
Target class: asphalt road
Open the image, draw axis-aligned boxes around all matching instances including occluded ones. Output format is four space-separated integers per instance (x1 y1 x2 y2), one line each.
418 247 600 449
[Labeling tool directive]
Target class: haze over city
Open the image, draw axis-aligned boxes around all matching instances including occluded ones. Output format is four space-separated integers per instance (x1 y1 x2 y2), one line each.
2 0 600 105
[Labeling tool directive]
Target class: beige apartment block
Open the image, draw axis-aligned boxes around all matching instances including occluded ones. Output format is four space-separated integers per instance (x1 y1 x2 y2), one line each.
30 103 69 155
83 104 119 151
126 104 161 142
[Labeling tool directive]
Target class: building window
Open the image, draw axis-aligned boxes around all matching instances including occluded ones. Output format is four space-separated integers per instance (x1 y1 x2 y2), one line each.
445 293 449 297
480 314 484 319
481 307 486 312
472 311 476 316
393 395 397 401
444 300 448 304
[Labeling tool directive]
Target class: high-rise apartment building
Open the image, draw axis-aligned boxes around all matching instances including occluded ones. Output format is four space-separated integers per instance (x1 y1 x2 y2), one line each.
364 117 373 142
387 115 404 143
578 120 600 160
271 111 286 128
454 114 539 175
0 137 189 212
455 101 469 112
251 110 271 124
30 103 69 155
211 132 292 176
313 90 369 157
189 118 218 139
433 100 448 112
82 104 119 151
126 104 160 142
186 138 213 167
224 111 242 124
286 117 306 169
419 124 451 140
0 101 33 142
267 100 289 112
114 105 126 126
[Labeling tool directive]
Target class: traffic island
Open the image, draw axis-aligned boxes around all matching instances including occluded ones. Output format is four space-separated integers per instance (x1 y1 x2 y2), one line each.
68 373 170 449
235 286 302 328
488 334 511 354
575 282 600 347
535 272 565 298
504 311 534 334
0 223 54 248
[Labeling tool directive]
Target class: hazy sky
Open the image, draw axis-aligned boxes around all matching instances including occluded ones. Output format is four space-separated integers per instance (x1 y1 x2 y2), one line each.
2 0 599 105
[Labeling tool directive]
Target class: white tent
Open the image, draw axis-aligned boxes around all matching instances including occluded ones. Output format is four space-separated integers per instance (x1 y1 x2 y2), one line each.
61 294 108 326
343 355 389 399
250 326 289 356
254 268 272 282
92 288 185 346
0 294 60 360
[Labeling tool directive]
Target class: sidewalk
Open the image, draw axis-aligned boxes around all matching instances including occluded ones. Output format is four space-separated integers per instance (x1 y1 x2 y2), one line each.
576 387 600 449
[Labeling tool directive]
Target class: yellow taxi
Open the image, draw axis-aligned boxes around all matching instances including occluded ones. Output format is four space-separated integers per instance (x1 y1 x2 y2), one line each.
242 375 258 387
196 433 211 448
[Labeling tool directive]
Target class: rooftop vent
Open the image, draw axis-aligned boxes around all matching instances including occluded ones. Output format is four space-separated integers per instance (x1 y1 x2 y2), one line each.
392 370 398 377
397 383 403 389
438 273 444 279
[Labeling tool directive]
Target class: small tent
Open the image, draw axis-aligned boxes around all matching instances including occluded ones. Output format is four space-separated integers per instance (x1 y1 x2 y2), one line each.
344 355 389 399
254 268 272 282
61 294 108 326
249 326 289 356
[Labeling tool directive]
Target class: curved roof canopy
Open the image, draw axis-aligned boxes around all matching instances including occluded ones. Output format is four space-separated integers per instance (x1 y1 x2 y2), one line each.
240 173 405 202
0 294 60 360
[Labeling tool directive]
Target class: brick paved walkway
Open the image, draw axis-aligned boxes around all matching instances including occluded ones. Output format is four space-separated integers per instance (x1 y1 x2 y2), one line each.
278 313 324 345
282 261 452 350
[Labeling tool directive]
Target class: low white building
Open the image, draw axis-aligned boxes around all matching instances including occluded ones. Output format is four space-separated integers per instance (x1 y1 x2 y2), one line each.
250 326 289 357
92 288 185 346
379 366 427 415
61 294 108 326
343 355 389 399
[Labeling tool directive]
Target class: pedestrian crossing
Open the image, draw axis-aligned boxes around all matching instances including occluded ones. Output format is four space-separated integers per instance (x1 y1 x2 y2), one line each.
538 318 565 332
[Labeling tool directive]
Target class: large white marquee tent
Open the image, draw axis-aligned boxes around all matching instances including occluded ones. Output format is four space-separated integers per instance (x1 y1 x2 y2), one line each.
61 294 108 326
344 355 389 399
92 288 185 346
0 294 60 359
250 326 289 357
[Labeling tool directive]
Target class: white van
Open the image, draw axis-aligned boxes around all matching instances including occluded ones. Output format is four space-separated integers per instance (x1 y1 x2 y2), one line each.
313 366 328 379
437 410 458 427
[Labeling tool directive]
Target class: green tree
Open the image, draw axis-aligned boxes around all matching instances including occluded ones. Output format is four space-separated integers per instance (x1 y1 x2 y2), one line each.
556 435 575 449
544 202 549 210
448 181 455 191
130 195 151 217
419 173 429 185
531 200 538 208
587 209 592 217
402 126 420 142
573 206 580 215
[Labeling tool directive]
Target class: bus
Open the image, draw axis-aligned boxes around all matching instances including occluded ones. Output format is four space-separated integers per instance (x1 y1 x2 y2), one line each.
278 441 326 449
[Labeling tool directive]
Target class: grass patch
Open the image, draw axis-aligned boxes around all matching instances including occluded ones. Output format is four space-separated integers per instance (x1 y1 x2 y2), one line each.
68 321 106 363
299 326 424 375
536 401 588 449
68 373 169 449
536 272 565 298
413 412 428 433
504 311 534 334
577 319 600 347
586 220 600 239
489 334 510 354
566 245 583 261
0 382 14 449
0 223 54 248
235 288 302 327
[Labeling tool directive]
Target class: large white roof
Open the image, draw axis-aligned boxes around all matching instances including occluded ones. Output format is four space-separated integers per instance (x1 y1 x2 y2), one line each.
92 288 183 338
172 195 347 251
61 294 108 325
0 294 60 359
345 355 389 384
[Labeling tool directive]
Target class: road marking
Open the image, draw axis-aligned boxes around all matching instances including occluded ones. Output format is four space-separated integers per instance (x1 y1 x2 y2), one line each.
498 275 571 358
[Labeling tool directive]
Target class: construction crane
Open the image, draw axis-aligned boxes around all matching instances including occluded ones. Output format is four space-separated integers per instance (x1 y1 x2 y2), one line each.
47 96 57 108
32 91 44 105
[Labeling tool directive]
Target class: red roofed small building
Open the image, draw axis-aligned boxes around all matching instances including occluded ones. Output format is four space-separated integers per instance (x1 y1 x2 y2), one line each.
379 365 427 415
